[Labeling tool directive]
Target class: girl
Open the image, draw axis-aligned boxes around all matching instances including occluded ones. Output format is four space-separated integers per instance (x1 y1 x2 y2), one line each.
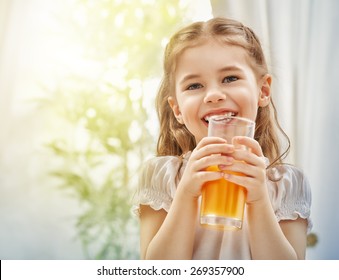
133 17 312 259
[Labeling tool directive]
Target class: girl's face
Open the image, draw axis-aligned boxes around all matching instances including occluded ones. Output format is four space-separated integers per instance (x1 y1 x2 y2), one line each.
168 39 271 143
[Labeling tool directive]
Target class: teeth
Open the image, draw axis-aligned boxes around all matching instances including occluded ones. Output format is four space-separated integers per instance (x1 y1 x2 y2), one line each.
225 112 235 117
204 112 235 122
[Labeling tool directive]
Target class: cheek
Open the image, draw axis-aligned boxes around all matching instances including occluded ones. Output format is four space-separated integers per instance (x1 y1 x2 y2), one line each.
237 93 259 120
249 101 260 120
178 95 200 111
180 103 195 121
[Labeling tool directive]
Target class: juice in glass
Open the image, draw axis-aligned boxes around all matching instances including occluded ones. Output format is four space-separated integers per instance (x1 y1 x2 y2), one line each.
200 166 247 230
200 115 254 230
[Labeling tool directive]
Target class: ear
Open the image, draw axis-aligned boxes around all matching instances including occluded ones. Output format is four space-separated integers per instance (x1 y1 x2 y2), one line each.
258 74 272 107
168 96 184 124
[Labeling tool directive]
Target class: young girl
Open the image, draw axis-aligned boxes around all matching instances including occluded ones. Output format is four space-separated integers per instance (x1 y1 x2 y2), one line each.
133 17 312 260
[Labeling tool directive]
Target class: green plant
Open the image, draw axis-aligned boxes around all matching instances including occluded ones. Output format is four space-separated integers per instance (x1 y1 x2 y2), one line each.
41 0 189 259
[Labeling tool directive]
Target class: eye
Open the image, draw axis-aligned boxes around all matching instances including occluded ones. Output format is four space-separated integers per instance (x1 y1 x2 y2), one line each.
222 76 238 83
186 83 203 90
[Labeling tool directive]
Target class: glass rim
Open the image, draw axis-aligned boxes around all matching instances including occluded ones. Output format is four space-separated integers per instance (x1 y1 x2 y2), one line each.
209 115 255 126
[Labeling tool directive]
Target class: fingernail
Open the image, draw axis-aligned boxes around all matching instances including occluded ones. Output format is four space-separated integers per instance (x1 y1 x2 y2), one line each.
219 165 227 170
226 156 234 163
219 163 233 171
223 172 230 180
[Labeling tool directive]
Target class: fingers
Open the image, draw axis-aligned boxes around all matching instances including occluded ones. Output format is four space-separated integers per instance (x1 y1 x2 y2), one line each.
196 136 227 147
179 137 235 198
233 136 263 157
218 137 267 187
221 160 266 179
221 166 268 204
193 136 266 173
194 137 234 157
194 169 225 183
193 136 269 205
227 137 266 168
190 152 234 175
191 137 235 172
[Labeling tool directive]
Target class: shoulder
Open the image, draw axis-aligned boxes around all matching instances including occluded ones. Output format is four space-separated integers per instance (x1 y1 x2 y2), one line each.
267 164 312 232
133 155 185 215
140 152 191 184
141 155 183 177
139 155 185 191
268 165 311 199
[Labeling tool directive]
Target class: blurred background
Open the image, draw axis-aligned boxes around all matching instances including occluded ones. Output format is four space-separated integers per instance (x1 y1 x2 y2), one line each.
0 0 338 259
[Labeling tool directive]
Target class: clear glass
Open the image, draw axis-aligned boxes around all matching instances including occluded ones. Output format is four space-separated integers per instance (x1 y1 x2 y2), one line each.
200 115 255 230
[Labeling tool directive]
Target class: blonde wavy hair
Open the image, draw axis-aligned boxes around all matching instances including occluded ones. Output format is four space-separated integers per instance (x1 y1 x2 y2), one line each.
155 17 290 168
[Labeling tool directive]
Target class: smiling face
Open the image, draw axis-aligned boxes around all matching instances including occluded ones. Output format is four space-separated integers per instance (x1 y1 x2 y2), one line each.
168 39 271 143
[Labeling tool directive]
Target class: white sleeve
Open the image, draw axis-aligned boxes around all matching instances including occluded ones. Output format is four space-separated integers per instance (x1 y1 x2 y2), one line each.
268 165 313 233
132 156 182 216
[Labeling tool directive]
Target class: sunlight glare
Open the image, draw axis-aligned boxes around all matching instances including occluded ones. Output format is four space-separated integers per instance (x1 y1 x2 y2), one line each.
128 120 142 143
86 108 97 119
128 79 143 101
134 8 144 20
145 32 153 41
114 13 125 28
167 5 176 17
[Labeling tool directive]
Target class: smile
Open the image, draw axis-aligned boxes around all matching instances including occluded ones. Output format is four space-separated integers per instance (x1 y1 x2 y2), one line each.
202 111 237 123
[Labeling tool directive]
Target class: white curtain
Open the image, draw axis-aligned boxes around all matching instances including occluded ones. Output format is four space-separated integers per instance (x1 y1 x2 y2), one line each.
211 0 339 259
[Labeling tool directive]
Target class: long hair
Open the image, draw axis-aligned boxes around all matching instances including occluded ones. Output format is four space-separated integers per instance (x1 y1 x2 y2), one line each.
156 17 290 168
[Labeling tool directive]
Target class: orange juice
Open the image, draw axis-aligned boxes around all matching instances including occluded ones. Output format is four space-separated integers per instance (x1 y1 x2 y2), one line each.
200 165 247 229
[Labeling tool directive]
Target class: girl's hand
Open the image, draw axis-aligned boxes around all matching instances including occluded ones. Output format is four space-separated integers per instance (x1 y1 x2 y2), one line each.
219 136 268 205
177 136 234 199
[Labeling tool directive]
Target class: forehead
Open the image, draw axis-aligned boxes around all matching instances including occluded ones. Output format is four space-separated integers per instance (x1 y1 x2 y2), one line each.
175 39 252 75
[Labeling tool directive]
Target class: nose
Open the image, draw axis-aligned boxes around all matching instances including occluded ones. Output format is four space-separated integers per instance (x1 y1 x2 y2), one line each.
203 87 226 103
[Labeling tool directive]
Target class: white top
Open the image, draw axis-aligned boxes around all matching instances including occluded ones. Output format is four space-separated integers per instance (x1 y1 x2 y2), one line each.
133 152 312 260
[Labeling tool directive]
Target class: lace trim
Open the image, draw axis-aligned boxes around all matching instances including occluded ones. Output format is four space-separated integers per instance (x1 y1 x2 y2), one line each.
275 203 312 233
132 188 172 217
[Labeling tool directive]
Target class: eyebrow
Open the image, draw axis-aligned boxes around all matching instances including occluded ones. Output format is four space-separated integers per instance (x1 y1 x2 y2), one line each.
179 74 201 86
219 65 243 73
178 65 243 86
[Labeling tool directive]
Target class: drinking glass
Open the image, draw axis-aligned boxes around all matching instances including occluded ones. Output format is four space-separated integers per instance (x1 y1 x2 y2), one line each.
200 115 255 230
